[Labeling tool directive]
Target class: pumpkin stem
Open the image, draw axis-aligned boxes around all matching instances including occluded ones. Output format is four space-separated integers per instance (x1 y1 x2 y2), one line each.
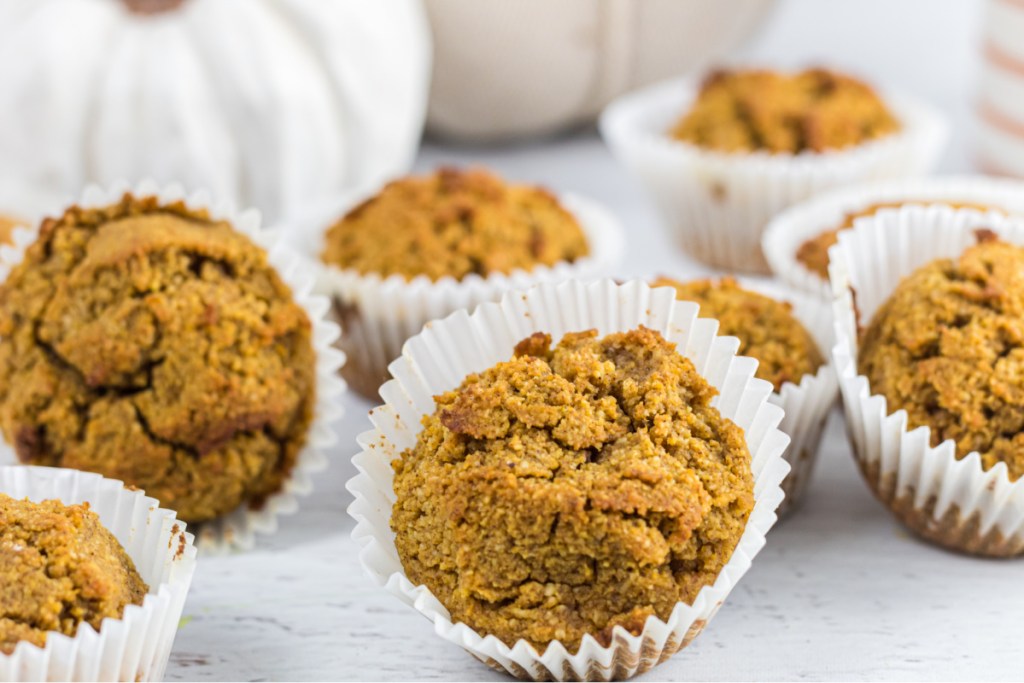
122 0 188 14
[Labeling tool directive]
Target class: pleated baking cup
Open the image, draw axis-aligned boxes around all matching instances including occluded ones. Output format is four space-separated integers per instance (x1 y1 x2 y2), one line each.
763 174 1024 299
0 180 346 554
348 279 791 681
0 465 197 682
315 191 625 399
598 76 948 274
829 205 1024 557
718 277 838 518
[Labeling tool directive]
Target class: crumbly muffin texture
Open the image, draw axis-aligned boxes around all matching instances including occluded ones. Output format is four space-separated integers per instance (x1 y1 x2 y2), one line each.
0 195 317 523
796 201 994 280
859 236 1024 480
0 493 147 654
655 277 824 391
391 327 754 651
321 167 589 281
671 68 900 154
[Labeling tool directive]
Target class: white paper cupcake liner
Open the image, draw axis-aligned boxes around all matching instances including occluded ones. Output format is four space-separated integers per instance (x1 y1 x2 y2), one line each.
348 279 791 681
599 76 949 274
716 277 838 517
314 190 625 399
829 205 1024 556
763 174 1024 299
0 180 346 554
0 465 197 682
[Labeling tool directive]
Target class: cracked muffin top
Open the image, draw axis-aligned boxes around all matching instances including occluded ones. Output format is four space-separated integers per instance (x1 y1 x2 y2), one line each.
859 235 1024 481
670 68 900 154
0 195 317 523
655 277 824 392
796 201 995 280
391 326 754 651
320 167 589 281
0 493 147 654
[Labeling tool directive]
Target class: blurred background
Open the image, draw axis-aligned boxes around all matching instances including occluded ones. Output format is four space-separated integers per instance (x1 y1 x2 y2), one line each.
0 3 1017 680
0 0 1009 226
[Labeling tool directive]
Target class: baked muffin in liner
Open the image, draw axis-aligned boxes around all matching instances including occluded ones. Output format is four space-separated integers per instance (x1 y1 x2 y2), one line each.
0 181 346 554
830 205 1024 557
0 465 196 682
310 187 625 400
763 175 1024 299
662 277 838 518
347 279 790 681
599 76 948 274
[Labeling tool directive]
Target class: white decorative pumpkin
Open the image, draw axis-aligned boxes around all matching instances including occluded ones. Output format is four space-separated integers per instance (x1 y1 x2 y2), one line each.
424 0 776 142
0 0 432 223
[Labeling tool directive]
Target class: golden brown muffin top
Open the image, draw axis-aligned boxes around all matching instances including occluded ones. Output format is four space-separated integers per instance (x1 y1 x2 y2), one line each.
0 494 147 654
391 327 753 651
321 167 590 281
0 195 317 523
859 235 1024 480
670 68 900 154
655 277 824 391
796 201 996 281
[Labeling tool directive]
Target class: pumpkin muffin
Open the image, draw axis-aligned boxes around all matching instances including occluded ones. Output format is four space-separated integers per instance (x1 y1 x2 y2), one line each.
391 326 754 651
670 68 900 154
796 201 995 280
320 166 589 281
859 235 1024 481
655 277 824 391
0 493 147 654
0 194 317 523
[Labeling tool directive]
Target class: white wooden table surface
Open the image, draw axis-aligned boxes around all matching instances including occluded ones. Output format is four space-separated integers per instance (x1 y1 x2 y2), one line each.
166 2 1024 679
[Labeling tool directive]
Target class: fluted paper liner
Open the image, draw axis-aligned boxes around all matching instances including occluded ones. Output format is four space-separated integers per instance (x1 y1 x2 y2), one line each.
723 278 838 517
0 180 346 554
763 174 1024 299
829 205 1024 556
314 192 625 399
0 466 197 682
599 76 948 273
347 279 791 681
